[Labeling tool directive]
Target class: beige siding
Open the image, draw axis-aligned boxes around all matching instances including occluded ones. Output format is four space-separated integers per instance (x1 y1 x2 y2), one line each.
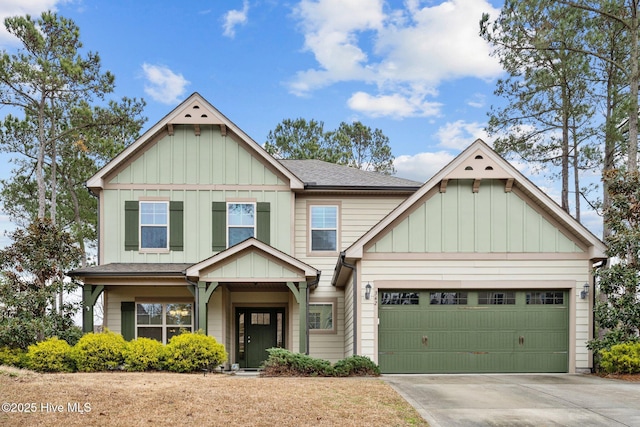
104 285 193 336
368 180 585 254
359 258 592 372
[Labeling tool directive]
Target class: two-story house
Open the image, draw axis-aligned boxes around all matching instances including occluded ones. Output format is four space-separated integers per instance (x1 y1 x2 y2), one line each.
70 93 606 374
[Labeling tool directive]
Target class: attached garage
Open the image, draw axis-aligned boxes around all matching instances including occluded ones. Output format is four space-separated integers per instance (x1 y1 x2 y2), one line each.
378 290 569 373
333 140 607 374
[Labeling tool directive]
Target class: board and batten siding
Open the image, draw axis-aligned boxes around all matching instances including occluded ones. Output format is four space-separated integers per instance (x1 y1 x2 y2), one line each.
108 125 286 186
102 188 292 264
366 180 585 254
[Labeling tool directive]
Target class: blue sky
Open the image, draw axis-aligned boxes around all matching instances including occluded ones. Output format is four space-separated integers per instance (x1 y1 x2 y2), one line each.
0 0 604 246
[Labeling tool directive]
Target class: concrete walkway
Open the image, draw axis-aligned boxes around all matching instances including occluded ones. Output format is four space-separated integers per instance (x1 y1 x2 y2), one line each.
384 374 640 426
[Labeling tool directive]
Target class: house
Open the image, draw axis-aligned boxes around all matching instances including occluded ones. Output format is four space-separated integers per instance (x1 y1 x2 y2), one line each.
70 93 606 373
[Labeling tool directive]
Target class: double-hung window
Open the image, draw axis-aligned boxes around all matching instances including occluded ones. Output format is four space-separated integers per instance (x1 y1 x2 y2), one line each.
136 302 193 344
310 205 338 252
228 202 255 246
140 201 168 250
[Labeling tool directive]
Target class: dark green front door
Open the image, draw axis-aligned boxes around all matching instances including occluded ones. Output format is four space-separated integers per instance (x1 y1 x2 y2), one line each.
378 290 569 373
236 308 284 369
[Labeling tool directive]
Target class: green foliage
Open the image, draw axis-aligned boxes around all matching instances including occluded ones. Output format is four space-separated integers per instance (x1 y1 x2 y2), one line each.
333 355 381 377
0 219 82 349
27 337 75 373
589 169 640 353
262 348 333 376
265 118 395 175
0 346 28 368
599 342 640 374
163 331 227 373
122 338 164 372
0 11 146 259
72 329 126 372
262 348 380 377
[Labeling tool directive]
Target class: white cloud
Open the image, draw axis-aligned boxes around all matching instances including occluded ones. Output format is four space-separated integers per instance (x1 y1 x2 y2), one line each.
0 0 67 48
288 0 503 118
394 151 456 183
347 91 442 118
141 63 190 105
436 120 490 149
222 0 249 38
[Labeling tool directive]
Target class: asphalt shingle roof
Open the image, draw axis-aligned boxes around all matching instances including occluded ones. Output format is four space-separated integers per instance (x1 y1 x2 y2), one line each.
69 263 192 277
279 159 422 188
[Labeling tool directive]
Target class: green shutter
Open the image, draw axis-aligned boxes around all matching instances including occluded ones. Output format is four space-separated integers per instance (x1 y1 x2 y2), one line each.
257 202 271 245
124 201 139 251
121 302 135 341
169 201 184 251
212 202 226 251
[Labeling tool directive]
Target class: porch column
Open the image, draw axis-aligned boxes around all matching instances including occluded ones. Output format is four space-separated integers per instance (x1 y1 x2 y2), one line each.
82 284 104 333
299 281 308 354
197 281 219 334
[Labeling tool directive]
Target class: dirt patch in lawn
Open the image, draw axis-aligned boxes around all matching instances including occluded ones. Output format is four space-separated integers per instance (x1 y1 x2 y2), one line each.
0 367 427 426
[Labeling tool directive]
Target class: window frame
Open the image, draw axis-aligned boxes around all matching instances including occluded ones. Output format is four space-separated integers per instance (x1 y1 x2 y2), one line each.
135 300 193 344
139 200 170 252
227 201 256 247
309 298 337 334
307 202 340 256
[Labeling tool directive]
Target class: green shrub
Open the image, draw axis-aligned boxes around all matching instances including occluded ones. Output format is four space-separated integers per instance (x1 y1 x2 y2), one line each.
262 348 333 376
164 331 227 373
0 346 28 368
73 329 126 372
56 325 84 347
333 355 380 377
599 341 640 374
123 338 164 372
27 337 75 373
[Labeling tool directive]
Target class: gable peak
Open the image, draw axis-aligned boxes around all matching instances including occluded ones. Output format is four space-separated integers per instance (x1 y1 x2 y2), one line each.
165 94 225 125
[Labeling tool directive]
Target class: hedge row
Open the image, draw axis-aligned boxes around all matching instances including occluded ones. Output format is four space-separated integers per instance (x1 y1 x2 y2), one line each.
262 348 380 377
0 329 227 373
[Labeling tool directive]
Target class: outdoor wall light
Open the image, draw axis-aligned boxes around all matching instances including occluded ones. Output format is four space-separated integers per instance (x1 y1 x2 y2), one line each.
580 283 589 299
365 283 372 300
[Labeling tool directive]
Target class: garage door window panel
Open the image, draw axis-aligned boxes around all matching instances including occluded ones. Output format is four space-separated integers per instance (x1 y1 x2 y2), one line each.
478 291 516 305
381 292 419 305
430 292 468 305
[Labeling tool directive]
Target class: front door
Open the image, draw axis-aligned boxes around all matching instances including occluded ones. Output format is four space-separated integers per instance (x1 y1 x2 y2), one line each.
236 308 285 369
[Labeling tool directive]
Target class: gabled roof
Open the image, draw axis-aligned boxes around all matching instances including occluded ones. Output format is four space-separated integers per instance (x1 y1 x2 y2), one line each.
185 237 319 282
341 139 606 262
279 159 421 190
86 92 304 191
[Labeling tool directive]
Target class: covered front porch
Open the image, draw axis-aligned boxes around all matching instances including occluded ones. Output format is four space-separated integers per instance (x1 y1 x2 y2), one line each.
73 238 319 368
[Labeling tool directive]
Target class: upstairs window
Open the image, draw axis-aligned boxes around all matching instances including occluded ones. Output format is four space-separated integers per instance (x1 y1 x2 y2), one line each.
124 200 183 252
140 201 168 249
310 205 338 252
228 202 255 246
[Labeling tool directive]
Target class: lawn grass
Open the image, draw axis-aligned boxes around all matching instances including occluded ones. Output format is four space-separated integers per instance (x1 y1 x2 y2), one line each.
0 366 428 426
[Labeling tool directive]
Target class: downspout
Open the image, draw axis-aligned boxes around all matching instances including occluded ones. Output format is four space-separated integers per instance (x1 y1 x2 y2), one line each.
590 259 607 373
87 188 100 264
338 252 358 355
185 277 199 331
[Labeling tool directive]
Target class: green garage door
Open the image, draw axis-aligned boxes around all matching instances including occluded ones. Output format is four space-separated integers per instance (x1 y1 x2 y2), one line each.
378 290 568 373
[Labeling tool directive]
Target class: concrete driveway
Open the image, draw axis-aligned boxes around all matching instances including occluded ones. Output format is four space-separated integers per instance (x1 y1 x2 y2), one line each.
384 374 640 426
